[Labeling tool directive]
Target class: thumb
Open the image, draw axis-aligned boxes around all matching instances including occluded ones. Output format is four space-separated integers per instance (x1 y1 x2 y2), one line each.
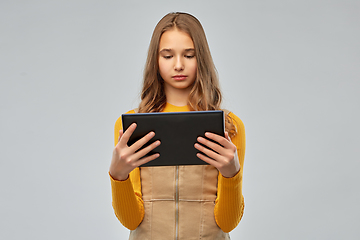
118 130 124 143
225 131 231 141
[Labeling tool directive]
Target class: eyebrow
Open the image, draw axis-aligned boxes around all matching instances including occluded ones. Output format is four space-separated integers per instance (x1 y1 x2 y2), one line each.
159 48 195 53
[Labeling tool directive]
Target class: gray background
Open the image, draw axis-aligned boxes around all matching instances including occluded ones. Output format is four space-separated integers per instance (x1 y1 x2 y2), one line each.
1 0 359 239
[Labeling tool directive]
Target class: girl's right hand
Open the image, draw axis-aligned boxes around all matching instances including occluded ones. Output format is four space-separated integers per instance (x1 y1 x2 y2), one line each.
109 123 161 181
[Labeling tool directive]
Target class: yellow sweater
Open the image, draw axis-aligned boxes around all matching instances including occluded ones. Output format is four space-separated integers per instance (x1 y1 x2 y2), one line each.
110 103 246 232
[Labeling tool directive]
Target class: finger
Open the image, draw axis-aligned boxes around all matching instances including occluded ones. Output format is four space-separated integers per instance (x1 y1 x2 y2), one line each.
194 143 221 161
197 136 224 155
133 139 161 160
119 123 137 146
129 131 156 152
196 152 221 169
134 153 160 167
204 132 232 149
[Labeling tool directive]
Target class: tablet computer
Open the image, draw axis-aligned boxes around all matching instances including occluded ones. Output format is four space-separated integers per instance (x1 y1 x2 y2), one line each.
122 111 224 167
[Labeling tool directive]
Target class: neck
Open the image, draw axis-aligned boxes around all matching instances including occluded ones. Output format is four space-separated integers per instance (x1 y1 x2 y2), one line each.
164 86 191 107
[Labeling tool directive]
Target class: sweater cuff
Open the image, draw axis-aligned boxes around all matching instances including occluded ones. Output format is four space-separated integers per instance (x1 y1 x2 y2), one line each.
219 169 242 188
109 172 133 194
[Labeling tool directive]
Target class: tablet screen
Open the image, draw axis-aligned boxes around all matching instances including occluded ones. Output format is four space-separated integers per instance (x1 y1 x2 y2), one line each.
122 111 224 167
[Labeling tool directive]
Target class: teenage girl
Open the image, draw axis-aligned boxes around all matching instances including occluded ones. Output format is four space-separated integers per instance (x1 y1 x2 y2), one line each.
109 12 246 240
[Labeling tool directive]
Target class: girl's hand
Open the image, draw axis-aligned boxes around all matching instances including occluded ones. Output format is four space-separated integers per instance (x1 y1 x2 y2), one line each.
194 132 240 178
109 123 161 181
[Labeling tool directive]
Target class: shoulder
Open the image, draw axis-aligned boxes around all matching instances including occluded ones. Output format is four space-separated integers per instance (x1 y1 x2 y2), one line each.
223 110 245 130
114 109 137 130
224 110 246 151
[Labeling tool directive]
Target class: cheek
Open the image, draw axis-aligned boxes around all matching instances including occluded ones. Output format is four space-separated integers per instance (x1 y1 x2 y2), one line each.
158 59 170 76
190 61 198 76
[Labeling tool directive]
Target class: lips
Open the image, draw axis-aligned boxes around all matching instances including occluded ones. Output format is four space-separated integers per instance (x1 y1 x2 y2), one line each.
172 75 187 81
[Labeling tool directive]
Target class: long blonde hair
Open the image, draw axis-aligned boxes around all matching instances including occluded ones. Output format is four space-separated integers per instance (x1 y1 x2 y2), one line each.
138 12 236 136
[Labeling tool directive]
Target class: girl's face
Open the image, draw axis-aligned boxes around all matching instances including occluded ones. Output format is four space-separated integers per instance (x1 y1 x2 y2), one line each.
158 28 197 96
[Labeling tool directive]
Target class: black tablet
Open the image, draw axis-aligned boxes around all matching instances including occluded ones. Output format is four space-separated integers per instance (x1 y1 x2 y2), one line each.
122 111 225 167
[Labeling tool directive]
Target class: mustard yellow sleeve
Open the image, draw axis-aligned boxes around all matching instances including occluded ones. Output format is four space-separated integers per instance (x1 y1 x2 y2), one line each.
214 112 246 232
110 110 144 230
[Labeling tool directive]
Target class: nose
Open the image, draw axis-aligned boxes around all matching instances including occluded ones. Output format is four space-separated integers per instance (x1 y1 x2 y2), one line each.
174 56 184 71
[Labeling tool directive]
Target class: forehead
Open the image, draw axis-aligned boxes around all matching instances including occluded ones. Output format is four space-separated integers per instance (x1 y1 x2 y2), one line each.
159 29 194 50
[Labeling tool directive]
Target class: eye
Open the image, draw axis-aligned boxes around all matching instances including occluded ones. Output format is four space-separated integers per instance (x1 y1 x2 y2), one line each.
185 55 195 59
163 55 172 59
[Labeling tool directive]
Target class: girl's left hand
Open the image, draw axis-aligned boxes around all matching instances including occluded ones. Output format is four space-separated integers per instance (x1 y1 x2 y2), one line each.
194 132 240 178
